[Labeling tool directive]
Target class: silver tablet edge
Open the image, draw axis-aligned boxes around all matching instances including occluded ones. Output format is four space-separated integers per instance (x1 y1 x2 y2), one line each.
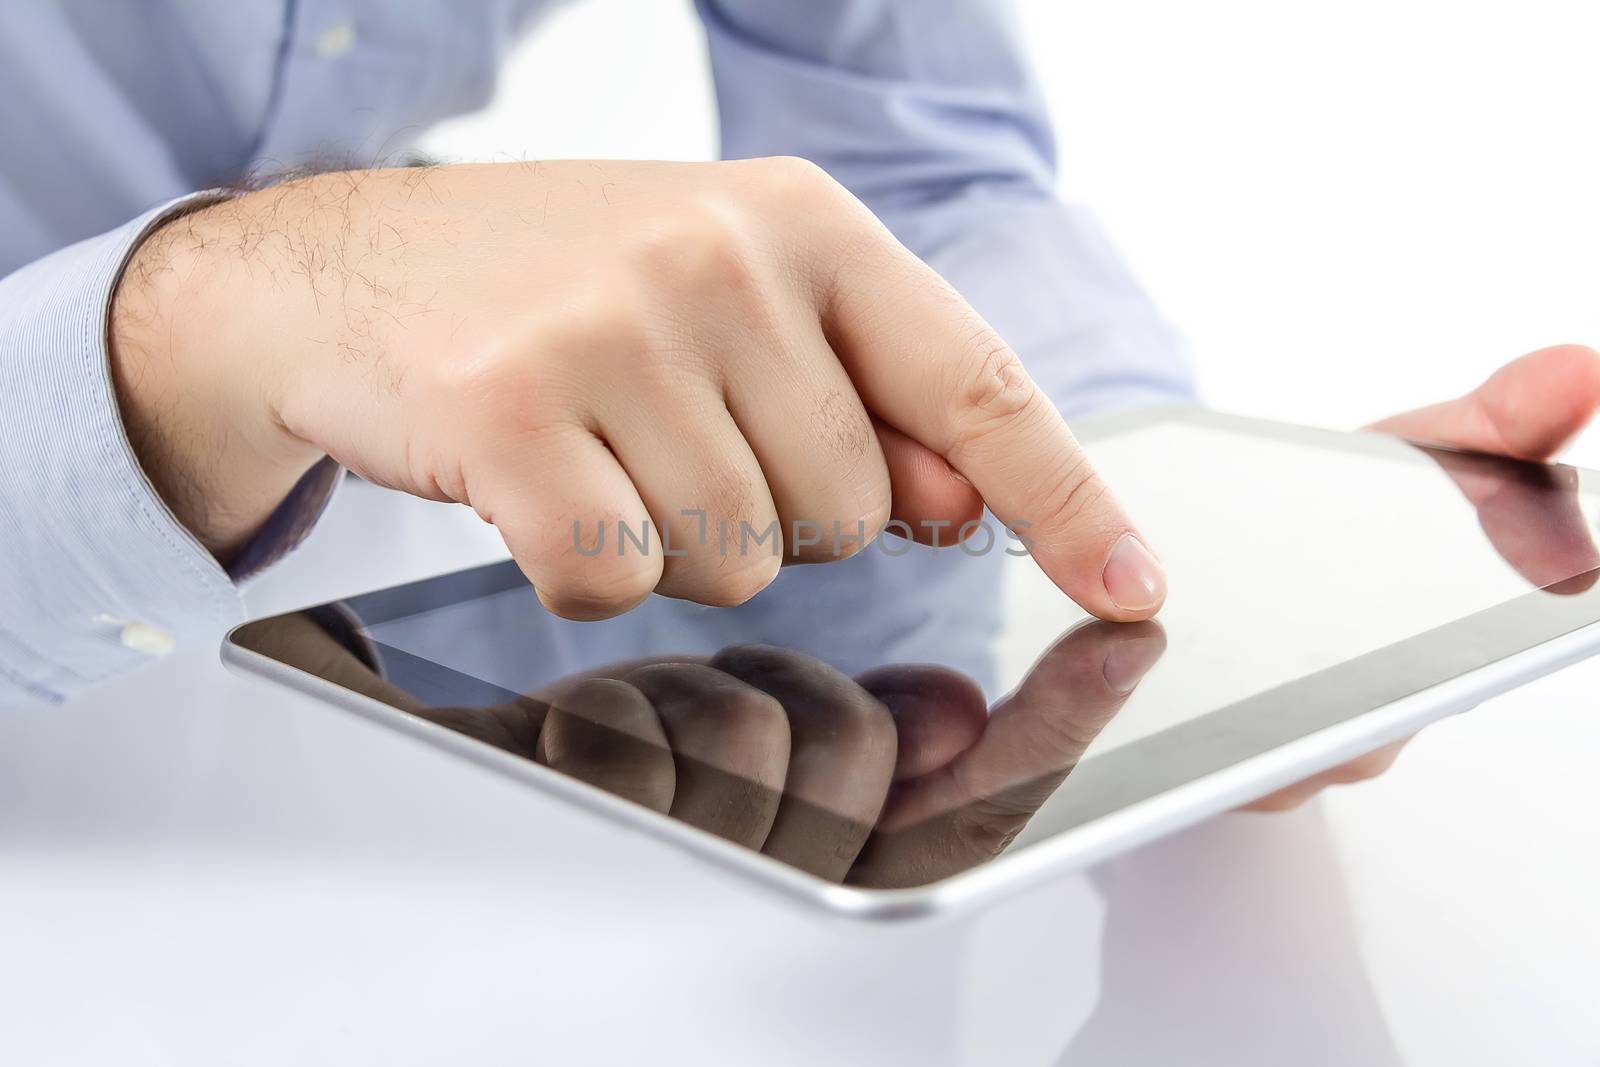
221 619 1600 923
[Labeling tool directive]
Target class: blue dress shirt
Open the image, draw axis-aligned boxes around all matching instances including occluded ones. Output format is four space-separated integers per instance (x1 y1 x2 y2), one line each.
0 0 1193 706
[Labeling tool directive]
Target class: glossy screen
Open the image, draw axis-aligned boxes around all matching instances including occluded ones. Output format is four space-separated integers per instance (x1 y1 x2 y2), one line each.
233 409 1600 889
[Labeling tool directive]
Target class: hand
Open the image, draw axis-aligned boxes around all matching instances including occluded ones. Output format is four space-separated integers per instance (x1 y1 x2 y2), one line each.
1245 343 1600 811
109 160 1166 622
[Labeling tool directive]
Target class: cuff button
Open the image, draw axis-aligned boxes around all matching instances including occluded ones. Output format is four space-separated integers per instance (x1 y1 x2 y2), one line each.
120 622 175 656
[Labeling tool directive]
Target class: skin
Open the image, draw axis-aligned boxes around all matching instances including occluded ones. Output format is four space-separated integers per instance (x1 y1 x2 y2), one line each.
112 160 1598 811
108 159 1166 622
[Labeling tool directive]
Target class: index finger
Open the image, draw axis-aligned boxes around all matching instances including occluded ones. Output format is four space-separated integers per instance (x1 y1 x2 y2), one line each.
819 228 1167 621
847 621 1166 887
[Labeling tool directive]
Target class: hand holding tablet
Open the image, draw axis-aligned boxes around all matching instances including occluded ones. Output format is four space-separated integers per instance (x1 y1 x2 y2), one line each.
1246 343 1600 810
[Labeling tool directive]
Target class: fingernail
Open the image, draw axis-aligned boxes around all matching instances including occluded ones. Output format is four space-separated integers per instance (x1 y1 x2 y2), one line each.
1102 534 1167 614
1101 633 1166 694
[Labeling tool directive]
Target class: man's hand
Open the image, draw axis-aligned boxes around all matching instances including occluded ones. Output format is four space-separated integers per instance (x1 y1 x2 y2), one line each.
1245 343 1600 811
109 160 1166 621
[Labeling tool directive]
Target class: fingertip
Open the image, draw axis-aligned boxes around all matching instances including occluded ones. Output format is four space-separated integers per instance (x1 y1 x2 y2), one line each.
1542 342 1600 437
1546 568 1600 595
1483 344 1600 458
1100 626 1168 694
1099 534 1168 620
1532 343 1600 390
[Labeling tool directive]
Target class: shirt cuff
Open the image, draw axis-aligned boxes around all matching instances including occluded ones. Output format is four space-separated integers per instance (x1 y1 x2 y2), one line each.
0 194 338 704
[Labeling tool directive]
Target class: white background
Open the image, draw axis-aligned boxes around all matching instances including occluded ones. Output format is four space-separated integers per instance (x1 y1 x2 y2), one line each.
421 0 1600 461
8 5 1598 1064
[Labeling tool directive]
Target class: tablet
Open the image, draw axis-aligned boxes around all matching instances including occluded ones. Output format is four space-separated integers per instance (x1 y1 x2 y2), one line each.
223 407 1600 921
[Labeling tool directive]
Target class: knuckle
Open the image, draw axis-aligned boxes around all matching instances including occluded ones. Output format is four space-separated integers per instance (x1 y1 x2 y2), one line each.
689 206 761 292
626 661 789 744
697 459 761 532
636 198 761 296
831 689 898 754
736 156 869 296
814 389 877 467
757 155 842 204
791 393 890 560
1021 703 1104 759
701 682 789 742
946 330 1048 461
709 645 896 751
950 804 1027 860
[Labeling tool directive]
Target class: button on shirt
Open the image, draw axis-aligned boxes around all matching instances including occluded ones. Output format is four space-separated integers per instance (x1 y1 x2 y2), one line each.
0 0 1194 706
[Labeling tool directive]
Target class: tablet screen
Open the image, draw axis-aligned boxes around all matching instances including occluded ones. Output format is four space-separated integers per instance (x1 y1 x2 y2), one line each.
233 409 1600 889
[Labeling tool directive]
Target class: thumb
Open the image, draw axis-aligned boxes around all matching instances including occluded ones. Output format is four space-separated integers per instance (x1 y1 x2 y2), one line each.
1370 344 1600 459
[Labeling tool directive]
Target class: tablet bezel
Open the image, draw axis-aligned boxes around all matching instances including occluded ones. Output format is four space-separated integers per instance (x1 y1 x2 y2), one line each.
222 406 1600 921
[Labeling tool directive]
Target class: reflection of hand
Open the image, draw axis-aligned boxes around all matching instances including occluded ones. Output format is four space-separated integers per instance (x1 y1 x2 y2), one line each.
848 621 1165 887
236 610 1166 884
423 629 1165 886
1249 344 1600 811
533 649 898 881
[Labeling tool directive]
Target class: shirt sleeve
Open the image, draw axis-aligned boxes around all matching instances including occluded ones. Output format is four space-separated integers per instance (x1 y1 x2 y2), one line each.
696 0 1197 419
0 195 340 706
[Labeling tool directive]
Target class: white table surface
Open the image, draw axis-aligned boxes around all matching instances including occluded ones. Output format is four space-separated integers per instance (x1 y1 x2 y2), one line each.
3 479 1597 1067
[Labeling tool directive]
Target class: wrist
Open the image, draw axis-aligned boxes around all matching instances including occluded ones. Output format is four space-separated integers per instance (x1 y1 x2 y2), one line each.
109 200 325 563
